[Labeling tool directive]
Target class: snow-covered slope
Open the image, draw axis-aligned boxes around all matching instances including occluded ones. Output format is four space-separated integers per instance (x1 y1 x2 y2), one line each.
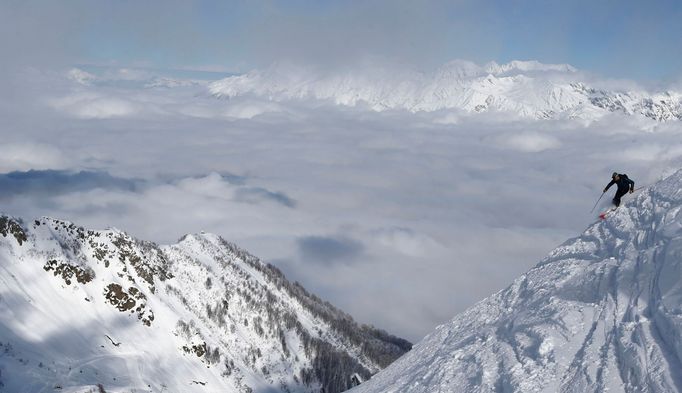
0 217 410 393
351 169 682 393
208 60 682 121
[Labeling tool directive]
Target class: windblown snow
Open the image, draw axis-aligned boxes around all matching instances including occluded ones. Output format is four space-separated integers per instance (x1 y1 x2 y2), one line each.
0 218 410 392
208 60 682 121
351 169 682 393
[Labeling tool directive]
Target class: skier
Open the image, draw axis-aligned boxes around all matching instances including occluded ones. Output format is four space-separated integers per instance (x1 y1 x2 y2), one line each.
603 172 634 207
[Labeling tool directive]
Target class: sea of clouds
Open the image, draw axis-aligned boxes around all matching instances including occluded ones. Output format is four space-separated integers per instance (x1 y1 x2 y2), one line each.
2 65 681 341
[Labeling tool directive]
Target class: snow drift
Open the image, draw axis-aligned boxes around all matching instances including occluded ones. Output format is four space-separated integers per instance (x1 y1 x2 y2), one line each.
351 169 682 393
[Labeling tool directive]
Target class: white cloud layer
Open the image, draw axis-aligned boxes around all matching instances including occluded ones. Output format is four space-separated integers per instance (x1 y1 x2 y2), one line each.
48 92 137 119
0 143 71 172
2 67 682 342
493 132 562 152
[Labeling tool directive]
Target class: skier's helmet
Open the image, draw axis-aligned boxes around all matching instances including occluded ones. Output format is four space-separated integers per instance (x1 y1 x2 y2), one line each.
612 172 618 179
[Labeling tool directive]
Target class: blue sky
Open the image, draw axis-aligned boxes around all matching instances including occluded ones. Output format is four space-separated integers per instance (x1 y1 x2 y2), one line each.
3 0 681 82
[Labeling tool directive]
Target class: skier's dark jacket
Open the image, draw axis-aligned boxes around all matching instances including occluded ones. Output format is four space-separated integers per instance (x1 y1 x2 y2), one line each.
604 173 634 195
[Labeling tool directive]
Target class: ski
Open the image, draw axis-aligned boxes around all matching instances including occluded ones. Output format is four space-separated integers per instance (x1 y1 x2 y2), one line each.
599 207 617 220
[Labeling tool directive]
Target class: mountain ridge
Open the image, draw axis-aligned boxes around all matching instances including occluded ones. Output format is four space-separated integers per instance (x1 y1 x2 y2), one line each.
350 169 682 392
208 60 682 122
0 215 410 393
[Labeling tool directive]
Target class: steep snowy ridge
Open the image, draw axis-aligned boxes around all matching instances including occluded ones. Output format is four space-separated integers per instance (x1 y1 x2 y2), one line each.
351 169 682 393
208 60 682 121
0 217 410 393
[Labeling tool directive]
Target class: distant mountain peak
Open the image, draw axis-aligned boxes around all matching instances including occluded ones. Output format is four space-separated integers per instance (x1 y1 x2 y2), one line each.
208 60 682 122
484 60 578 75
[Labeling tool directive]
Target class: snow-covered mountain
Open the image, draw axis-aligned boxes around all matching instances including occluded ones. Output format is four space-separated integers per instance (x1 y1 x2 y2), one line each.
0 217 410 392
208 60 682 121
350 169 682 393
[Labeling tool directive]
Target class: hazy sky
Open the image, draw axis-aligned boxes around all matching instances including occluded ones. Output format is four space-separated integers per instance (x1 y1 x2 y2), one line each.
2 0 682 82
2 1 682 342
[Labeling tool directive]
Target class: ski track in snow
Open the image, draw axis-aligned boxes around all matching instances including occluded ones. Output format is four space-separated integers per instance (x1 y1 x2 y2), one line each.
351 169 682 393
